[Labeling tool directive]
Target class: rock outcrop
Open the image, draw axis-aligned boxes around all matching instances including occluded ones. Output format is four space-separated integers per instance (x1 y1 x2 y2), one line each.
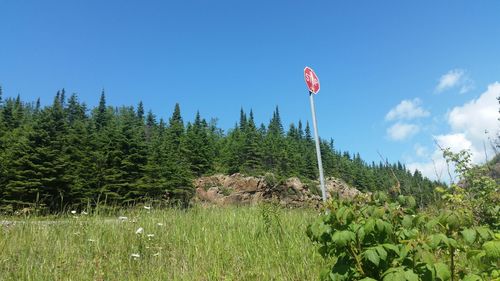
193 173 362 207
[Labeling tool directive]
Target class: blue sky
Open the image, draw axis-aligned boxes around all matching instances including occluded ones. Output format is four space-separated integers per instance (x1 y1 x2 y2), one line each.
1 1 499 180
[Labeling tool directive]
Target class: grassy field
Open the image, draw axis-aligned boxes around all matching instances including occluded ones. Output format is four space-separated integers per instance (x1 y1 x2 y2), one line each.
0 204 327 281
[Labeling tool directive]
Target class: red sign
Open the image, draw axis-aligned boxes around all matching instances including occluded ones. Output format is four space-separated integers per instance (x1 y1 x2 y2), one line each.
304 66 320 94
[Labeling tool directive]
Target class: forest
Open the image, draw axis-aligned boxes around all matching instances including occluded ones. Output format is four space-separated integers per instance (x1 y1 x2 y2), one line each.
0 87 440 212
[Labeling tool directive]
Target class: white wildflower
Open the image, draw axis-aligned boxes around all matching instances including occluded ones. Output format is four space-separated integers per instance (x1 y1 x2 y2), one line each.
131 253 140 259
118 216 128 221
147 234 155 239
71 210 77 214
135 227 144 234
156 223 164 226
144 206 151 210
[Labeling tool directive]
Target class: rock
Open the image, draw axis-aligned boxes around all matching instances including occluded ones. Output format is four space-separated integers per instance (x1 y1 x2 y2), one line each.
285 177 305 192
222 192 251 205
193 174 364 207
223 173 263 193
325 177 362 199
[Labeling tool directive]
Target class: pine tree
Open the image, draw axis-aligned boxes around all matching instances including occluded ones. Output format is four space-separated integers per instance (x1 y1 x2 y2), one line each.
145 110 156 142
66 94 86 125
5 96 71 211
263 106 288 175
168 103 184 150
95 90 108 130
117 107 148 202
59 88 66 107
163 103 193 205
184 111 213 176
137 101 145 121
63 95 94 205
239 108 247 131
35 98 41 114
241 109 262 174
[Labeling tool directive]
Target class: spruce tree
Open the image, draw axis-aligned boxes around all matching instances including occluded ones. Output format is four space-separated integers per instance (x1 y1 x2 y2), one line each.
5 96 70 211
241 109 262 174
184 111 212 176
95 90 108 130
163 103 193 206
137 101 145 121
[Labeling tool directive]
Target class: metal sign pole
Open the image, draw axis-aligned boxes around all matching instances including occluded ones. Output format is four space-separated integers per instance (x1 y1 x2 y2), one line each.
309 91 327 202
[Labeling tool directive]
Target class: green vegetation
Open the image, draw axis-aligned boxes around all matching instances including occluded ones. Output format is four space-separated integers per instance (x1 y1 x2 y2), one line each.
0 89 440 213
0 205 326 281
307 149 499 280
1 88 497 280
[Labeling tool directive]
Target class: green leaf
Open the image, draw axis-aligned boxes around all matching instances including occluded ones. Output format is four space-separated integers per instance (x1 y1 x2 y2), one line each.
376 219 386 232
482 240 500 259
363 248 380 266
335 207 346 223
376 246 388 261
405 196 416 208
461 228 476 245
404 270 419 281
342 208 354 224
399 244 411 260
359 278 378 281
364 218 375 234
447 238 458 248
383 267 406 281
442 212 461 230
382 243 399 255
434 263 451 281
356 225 366 242
425 219 439 231
402 215 413 228
331 230 355 248
476 226 493 240
307 221 331 243
462 274 482 281
429 233 449 249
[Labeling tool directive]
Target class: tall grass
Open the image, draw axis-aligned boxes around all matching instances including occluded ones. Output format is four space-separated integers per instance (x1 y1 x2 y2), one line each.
0 205 327 280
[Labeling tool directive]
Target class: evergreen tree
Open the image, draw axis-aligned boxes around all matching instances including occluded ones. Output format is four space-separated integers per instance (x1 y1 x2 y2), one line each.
35 98 41 114
241 109 262 174
184 111 213 176
137 101 145 121
163 103 193 205
95 90 108 130
0 91 443 211
168 103 184 150
5 96 70 211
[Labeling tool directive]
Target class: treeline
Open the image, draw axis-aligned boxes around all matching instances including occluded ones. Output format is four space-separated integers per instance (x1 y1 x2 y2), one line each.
0 88 440 212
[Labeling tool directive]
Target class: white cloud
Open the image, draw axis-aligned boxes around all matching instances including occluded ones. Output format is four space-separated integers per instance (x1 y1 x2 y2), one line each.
435 69 473 94
407 82 500 181
385 98 430 121
448 82 500 146
387 122 420 141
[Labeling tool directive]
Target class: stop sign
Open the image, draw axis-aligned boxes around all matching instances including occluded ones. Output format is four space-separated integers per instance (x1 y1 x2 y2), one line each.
304 66 320 94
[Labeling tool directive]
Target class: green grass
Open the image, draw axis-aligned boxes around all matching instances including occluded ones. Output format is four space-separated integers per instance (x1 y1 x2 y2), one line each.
0 205 327 280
